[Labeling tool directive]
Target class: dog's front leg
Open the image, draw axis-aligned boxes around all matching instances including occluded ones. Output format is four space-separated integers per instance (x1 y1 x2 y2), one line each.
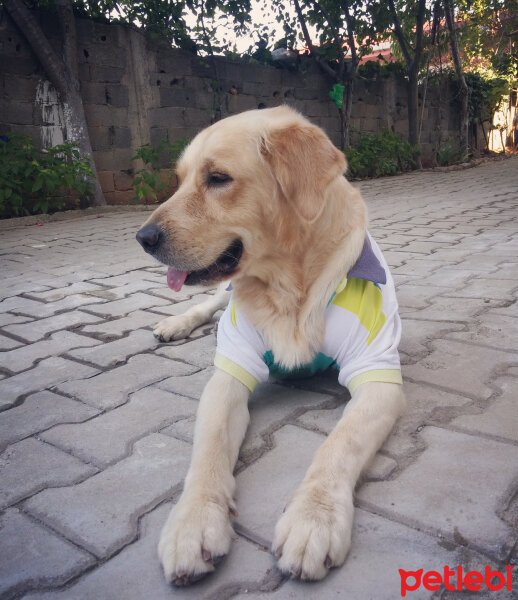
158 368 250 585
272 381 406 581
154 282 230 342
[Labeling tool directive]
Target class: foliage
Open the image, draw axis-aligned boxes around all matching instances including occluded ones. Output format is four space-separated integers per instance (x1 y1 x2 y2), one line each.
357 59 407 80
0 133 94 218
465 72 510 124
345 129 419 179
435 138 468 166
429 68 510 124
34 0 252 55
132 137 189 204
456 0 518 83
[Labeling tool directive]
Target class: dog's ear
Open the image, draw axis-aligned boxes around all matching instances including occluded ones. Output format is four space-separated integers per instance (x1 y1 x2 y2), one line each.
262 122 347 223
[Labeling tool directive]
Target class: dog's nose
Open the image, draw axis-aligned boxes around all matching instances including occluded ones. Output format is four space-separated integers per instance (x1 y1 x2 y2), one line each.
136 224 161 251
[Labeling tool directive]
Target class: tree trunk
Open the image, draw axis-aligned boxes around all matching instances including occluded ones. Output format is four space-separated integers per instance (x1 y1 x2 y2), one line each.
340 76 354 150
388 0 425 168
444 0 469 157
407 69 419 147
407 67 422 167
3 0 106 206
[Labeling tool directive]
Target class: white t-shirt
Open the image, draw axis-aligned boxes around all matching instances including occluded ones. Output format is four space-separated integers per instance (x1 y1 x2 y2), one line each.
214 234 402 394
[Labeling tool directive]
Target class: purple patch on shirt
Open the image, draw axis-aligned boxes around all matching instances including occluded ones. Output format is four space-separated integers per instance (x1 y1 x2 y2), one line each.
347 236 386 285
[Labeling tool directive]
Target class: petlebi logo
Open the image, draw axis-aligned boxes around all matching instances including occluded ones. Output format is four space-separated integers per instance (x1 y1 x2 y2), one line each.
399 564 514 597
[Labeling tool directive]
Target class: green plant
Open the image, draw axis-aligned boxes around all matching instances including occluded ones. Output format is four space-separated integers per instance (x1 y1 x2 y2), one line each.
345 129 419 179
132 137 190 204
436 139 468 166
0 133 94 218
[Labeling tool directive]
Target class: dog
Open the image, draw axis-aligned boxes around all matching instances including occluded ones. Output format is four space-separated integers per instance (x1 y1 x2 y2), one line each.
136 105 406 585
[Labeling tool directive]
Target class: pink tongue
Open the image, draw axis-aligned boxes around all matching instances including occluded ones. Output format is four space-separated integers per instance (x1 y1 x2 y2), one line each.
167 268 188 292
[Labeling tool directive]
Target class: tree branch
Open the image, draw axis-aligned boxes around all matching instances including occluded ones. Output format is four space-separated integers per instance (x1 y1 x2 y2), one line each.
311 0 344 71
443 0 464 78
292 0 337 79
342 0 358 72
56 0 79 84
414 0 427 68
387 0 412 67
3 0 69 95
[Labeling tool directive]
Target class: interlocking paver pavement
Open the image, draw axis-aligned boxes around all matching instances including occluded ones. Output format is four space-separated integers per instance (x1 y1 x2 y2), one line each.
0 157 517 599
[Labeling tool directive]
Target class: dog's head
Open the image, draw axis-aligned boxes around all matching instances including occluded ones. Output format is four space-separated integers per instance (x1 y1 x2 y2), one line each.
136 106 347 290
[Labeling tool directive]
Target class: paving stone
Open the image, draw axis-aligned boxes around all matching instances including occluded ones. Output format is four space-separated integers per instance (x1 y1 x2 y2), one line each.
402 295 507 323
162 383 336 460
451 254 501 273
160 416 196 444
0 438 97 509
445 278 518 302
391 258 443 278
80 309 163 338
23 503 276 600
449 377 518 443
156 334 217 368
0 391 99 451
2 310 103 343
445 313 518 353
487 303 518 320
404 339 513 399
1 331 102 373
23 434 191 558
157 367 215 399
89 272 159 287
0 357 99 411
399 319 465 363
402 239 454 254
357 426 518 561
406 267 474 290
0 294 106 318
0 312 33 327
0 333 23 351
235 425 326 544
394 283 439 310
0 281 51 300
0 508 95 600
30 281 104 301
242 384 336 459
0 296 48 314
66 329 159 367
42 388 197 467
232 509 486 600
84 292 171 317
90 279 174 300
483 261 518 280
380 381 471 461
55 354 198 410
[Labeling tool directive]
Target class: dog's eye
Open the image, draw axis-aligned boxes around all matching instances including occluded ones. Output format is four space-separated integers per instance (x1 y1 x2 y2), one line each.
207 172 232 187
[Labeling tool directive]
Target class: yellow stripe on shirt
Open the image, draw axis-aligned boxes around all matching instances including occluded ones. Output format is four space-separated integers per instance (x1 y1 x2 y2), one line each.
347 369 402 394
332 278 386 345
214 353 259 392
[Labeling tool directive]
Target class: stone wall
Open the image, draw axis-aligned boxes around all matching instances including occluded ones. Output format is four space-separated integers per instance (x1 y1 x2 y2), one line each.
0 10 483 204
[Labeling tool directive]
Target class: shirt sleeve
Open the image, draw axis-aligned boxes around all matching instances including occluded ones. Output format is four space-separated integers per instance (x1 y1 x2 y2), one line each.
215 299 270 392
335 240 403 394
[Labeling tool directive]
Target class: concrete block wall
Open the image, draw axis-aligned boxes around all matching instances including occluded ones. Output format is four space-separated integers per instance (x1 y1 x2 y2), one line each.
0 10 472 204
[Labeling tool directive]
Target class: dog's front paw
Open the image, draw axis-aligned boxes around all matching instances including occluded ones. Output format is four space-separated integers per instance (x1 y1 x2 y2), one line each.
153 315 196 342
272 485 354 581
158 492 236 585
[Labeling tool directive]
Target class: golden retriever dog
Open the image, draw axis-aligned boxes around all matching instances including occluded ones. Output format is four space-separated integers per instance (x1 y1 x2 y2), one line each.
136 106 406 585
